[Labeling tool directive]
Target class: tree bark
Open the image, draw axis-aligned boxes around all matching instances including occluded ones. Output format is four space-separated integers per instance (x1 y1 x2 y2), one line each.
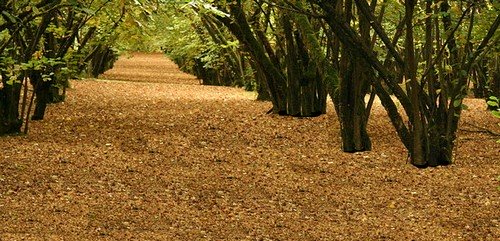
283 14 302 116
405 0 426 166
0 77 23 135
216 3 288 113
31 72 51 120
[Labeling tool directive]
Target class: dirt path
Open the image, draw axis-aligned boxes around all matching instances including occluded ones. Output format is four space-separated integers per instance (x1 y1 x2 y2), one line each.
100 52 200 85
0 53 499 240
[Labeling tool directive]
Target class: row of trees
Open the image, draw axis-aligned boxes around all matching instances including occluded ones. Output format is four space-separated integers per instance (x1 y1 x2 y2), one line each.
2 0 498 168
0 0 151 135
169 0 499 167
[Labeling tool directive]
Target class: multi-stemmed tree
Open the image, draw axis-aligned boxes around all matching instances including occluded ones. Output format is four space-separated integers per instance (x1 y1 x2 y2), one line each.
2 0 498 168
189 0 499 166
307 0 499 166
0 0 126 135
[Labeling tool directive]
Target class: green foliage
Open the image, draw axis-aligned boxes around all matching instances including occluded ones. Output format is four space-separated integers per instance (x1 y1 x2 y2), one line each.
487 96 500 144
0 0 129 134
160 13 207 73
1 0 498 156
128 1 255 87
488 96 500 118
113 1 174 52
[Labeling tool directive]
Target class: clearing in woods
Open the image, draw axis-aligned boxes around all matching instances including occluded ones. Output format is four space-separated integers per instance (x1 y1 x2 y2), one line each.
0 52 499 240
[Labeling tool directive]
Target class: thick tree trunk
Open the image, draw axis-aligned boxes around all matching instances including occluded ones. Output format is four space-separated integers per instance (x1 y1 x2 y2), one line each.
31 72 51 121
0 77 23 135
336 0 372 152
338 51 372 152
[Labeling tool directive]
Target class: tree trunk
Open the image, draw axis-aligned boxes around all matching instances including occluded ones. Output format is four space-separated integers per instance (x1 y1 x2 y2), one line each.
405 0 427 167
283 14 301 116
214 2 327 116
336 0 372 152
248 58 272 101
489 56 500 102
31 72 51 121
0 76 23 135
89 45 117 78
217 3 288 113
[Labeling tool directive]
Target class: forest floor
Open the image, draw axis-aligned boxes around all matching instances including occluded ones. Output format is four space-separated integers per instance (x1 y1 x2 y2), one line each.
1 52 499 240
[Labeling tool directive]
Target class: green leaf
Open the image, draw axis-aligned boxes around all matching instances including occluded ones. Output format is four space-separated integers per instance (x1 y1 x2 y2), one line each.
79 7 96 15
7 75 16 85
453 99 462 108
444 65 453 73
487 100 499 108
32 6 41 15
492 110 500 118
1 11 17 23
202 3 230 18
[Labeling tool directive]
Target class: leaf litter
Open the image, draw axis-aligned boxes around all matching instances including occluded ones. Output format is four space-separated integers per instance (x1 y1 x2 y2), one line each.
0 52 499 240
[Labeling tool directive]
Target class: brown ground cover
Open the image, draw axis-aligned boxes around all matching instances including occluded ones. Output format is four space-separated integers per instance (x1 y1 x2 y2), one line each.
0 52 499 240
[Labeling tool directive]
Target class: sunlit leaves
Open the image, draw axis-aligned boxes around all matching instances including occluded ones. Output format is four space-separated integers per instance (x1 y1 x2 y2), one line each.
188 1 230 18
46 24 67 38
1 10 17 23
488 96 500 119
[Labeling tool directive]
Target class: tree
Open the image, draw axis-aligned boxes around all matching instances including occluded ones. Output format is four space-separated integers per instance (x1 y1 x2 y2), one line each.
308 0 500 167
192 0 328 117
0 0 63 134
0 0 126 135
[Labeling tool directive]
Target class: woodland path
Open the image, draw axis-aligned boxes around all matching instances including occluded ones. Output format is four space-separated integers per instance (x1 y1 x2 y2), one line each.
0 52 499 240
